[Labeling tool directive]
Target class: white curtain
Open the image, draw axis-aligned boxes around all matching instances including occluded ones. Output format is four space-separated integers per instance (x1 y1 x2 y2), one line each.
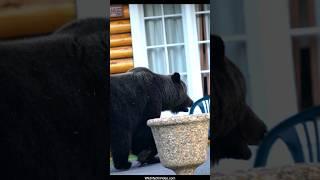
213 0 250 103
143 4 161 17
148 48 166 74
213 0 245 35
163 4 181 15
165 17 184 44
145 19 163 46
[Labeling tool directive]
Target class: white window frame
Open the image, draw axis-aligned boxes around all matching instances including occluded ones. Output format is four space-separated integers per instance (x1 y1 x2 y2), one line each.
129 4 205 101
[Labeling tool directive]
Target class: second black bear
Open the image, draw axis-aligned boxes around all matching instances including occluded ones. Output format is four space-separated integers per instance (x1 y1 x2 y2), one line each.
110 67 193 170
0 18 107 179
212 35 267 163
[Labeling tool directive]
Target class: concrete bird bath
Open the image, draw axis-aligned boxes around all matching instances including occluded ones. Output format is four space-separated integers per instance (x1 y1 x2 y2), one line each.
147 113 209 175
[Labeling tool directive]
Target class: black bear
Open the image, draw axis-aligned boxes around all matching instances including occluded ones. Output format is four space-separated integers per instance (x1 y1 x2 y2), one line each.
0 18 107 179
211 35 267 164
110 67 193 170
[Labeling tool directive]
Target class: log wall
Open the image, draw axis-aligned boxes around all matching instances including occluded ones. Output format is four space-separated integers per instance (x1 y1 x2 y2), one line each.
110 5 134 74
0 2 76 39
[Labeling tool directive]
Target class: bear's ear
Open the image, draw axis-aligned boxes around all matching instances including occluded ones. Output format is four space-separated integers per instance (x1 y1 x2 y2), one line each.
212 34 226 69
171 72 181 83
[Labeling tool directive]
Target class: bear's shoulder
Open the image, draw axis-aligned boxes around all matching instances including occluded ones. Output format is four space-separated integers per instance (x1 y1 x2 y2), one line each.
54 17 105 36
111 67 157 82
128 67 153 73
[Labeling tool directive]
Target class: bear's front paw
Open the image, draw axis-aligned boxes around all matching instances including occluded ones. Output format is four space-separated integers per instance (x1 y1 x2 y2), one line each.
146 156 160 164
137 150 152 163
139 156 160 167
114 161 132 170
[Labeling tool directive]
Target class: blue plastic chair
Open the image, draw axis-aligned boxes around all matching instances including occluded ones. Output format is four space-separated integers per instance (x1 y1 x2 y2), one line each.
189 95 210 114
254 106 320 167
189 96 210 138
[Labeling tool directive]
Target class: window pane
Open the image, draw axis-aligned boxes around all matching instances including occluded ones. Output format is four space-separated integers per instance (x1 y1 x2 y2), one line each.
225 42 251 104
195 4 210 12
144 4 162 17
148 48 167 74
168 46 186 73
181 75 188 85
163 4 181 15
201 73 210 95
197 14 210 41
213 0 245 35
165 17 184 44
145 19 164 46
291 35 320 109
199 44 210 70
204 4 210 11
289 0 320 28
207 44 210 68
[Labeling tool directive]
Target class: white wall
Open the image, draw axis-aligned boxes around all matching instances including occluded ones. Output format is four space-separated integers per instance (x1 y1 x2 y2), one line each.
76 0 108 19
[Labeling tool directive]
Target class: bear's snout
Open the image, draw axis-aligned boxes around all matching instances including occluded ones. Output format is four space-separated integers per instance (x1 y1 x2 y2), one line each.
243 122 267 145
240 106 268 145
249 122 267 145
181 98 193 112
187 98 193 107
171 98 193 113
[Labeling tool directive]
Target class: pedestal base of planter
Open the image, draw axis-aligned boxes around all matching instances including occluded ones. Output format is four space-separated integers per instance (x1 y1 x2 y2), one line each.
174 167 196 175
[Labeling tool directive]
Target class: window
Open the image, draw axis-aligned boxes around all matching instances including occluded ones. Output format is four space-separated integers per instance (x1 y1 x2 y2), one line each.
130 4 210 102
289 0 320 110
213 0 320 172
143 4 188 83
196 4 210 95
213 0 251 105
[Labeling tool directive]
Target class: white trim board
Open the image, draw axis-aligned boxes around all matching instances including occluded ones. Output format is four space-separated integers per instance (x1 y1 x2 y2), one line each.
129 4 149 68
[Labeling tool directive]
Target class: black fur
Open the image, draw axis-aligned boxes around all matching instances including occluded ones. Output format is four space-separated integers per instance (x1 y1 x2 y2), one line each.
0 18 107 179
110 67 193 170
212 34 267 163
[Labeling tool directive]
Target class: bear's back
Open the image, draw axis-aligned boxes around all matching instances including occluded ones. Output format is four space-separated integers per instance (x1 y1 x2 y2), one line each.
110 68 156 95
110 71 150 106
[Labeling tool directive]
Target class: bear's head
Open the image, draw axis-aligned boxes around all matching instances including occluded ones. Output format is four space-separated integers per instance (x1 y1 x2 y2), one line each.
212 34 267 163
169 72 193 113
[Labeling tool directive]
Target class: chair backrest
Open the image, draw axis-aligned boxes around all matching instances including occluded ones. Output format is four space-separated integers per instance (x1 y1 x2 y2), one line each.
189 95 210 114
254 106 320 167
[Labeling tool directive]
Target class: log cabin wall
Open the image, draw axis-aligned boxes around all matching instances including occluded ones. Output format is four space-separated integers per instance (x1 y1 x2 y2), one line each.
0 1 76 39
110 4 134 74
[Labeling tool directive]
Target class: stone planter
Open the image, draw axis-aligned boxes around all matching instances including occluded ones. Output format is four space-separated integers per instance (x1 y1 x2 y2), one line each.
212 163 320 180
147 113 210 175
